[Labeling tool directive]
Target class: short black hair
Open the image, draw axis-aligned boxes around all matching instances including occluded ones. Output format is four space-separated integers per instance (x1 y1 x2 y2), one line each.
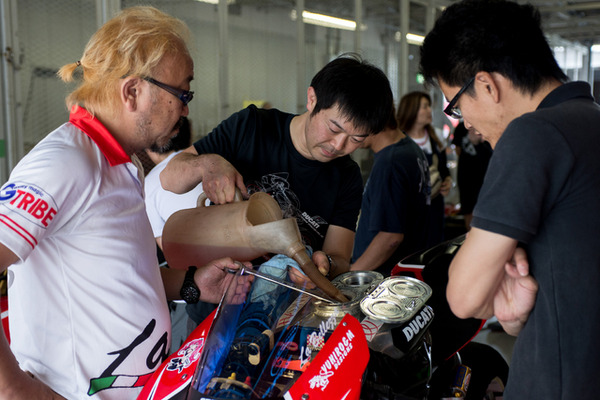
310 53 394 135
419 0 568 94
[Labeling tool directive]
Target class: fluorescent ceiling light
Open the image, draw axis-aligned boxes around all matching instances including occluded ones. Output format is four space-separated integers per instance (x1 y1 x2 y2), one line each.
303 11 356 31
395 31 425 46
194 0 235 4
291 10 357 31
406 33 425 45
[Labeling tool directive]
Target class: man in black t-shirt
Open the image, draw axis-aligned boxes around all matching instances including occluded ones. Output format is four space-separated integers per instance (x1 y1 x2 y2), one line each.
351 116 430 276
161 54 394 280
420 1 600 398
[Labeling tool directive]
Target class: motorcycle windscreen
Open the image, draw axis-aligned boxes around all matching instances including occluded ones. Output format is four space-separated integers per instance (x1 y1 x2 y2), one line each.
187 265 331 399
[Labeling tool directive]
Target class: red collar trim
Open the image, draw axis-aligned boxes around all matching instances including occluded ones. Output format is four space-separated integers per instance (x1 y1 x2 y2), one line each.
68 106 131 166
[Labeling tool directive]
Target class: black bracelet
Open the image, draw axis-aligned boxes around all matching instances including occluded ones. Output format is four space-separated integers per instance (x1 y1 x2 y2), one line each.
326 254 335 278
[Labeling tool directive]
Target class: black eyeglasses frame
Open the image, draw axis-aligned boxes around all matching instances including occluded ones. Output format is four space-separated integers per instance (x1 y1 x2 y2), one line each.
144 77 194 106
443 77 475 119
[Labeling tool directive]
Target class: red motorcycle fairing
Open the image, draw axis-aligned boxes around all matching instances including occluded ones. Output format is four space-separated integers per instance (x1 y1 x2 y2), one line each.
138 265 376 400
138 265 434 400
284 313 368 400
392 234 485 363
137 303 368 400
138 309 216 400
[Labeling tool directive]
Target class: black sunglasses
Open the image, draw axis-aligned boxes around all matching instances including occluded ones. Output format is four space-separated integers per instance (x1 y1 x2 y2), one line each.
444 77 475 119
144 77 194 106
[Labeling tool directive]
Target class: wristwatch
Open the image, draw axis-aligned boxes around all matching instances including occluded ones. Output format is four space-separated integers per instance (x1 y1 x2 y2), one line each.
180 266 200 304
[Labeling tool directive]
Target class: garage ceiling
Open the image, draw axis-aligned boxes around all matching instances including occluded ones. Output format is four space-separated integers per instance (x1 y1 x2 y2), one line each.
534 0 600 46
237 0 600 47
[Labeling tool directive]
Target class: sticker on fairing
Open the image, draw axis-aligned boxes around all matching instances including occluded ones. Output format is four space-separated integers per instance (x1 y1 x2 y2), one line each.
360 318 384 342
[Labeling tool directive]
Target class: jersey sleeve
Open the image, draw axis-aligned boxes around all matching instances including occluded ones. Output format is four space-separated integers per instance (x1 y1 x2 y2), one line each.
0 134 99 260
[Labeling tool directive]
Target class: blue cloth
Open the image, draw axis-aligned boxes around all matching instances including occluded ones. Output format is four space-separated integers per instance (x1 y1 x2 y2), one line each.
250 251 310 303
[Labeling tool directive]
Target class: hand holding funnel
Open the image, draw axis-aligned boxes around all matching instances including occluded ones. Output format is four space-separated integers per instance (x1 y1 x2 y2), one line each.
161 191 348 302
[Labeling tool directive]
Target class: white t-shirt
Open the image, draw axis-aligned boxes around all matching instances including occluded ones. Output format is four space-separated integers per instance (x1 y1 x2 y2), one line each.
1 107 171 399
144 151 204 239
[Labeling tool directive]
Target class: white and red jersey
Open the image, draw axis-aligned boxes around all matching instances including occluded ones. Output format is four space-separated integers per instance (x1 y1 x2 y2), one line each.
1 107 171 399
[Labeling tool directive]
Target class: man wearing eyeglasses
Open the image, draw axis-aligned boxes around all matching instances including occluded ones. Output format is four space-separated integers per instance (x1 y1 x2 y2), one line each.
420 0 600 398
0 7 249 400
160 54 394 281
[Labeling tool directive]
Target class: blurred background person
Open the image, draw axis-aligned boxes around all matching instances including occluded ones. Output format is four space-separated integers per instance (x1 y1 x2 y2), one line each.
350 113 430 275
398 91 452 246
451 121 493 230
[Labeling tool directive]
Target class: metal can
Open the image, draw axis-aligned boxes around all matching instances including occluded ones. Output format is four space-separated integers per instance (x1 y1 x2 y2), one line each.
359 276 432 324
313 271 384 320
451 364 472 398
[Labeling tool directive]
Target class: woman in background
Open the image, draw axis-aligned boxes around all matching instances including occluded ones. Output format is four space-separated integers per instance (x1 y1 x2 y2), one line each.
397 91 452 246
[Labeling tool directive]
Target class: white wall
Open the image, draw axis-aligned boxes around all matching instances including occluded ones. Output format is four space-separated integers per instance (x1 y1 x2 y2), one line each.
2 0 446 178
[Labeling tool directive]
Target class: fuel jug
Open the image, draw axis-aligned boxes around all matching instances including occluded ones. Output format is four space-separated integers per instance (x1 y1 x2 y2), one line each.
161 191 348 302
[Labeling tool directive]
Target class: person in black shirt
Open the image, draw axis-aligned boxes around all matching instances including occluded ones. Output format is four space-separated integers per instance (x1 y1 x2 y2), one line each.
420 1 600 398
160 53 394 280
451 121 492 230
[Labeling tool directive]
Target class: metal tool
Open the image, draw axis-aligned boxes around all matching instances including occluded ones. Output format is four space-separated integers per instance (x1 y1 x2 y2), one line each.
226 266 335 304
